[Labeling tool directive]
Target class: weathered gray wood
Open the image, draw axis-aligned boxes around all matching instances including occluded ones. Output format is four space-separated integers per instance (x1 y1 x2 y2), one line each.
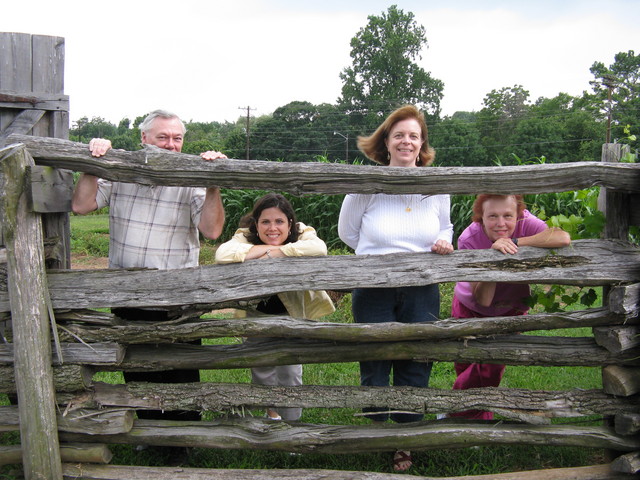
29 165 74 212
1 142 62 478
0 342 125 365
0 405 134 435
0 239 637 312
615 413 640 436
611 451 640 474
56 307 634 344
0 109 46 146
594 326 640 353
599 143 632 241
0 90 70 111
608 284 640 315
109 336 639 371
0 443 112 467
0 364 93 393
603 366 640 396
7 134 640 194
76 382 640 420
58 417 640 453
57 463 633 480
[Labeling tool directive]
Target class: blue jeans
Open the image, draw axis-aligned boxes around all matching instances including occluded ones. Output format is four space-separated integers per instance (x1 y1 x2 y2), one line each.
352 285 440 423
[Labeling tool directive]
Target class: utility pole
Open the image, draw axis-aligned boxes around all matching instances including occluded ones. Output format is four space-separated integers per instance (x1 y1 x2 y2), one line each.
239 106 255 159
602 74 617 144
333 131 349 163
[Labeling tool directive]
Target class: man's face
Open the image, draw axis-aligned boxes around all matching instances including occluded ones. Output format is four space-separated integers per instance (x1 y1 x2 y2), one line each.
141 117 184 152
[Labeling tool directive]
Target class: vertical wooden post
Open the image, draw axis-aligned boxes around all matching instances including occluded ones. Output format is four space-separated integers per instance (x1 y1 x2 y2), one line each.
599 143 631 241
0 143 62 479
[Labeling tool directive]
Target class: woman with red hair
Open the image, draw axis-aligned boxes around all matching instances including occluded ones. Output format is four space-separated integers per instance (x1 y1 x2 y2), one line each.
450 194 570 420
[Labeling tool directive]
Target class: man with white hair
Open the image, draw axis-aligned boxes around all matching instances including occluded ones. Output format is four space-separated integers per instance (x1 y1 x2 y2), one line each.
72 109 225 427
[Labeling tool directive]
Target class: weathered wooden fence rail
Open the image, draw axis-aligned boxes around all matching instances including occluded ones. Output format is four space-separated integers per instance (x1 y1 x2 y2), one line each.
1 136 639 479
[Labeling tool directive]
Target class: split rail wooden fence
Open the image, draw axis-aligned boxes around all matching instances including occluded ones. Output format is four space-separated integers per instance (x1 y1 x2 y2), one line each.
0 133 639 480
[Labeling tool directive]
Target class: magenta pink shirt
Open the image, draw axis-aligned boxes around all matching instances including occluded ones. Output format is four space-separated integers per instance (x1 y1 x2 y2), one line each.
453 210 547 317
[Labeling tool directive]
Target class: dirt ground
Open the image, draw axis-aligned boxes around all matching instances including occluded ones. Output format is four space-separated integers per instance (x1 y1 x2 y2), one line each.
70 254 109 269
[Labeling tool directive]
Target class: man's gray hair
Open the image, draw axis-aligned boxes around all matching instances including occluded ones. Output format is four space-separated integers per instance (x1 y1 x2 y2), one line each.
139 109 186 135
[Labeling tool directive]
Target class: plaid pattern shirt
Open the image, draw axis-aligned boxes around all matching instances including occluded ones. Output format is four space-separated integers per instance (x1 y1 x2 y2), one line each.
96 180 206 270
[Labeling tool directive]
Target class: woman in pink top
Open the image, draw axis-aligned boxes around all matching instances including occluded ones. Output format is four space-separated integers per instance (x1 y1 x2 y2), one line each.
451 194 571 420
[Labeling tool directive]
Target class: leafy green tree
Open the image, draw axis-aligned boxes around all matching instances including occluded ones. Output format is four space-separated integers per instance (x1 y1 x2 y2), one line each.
338 5 443 125
588 50 640 142
70 117 117 143
430 113 488 166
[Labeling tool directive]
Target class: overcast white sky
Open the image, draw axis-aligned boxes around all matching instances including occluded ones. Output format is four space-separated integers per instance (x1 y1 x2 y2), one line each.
2 0 639 125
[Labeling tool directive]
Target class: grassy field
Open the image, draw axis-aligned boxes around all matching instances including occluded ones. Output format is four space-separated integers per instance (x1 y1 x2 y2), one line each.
0 214 608 477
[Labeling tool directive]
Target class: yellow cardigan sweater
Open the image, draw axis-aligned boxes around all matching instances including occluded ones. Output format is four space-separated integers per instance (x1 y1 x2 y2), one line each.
215 222 335 320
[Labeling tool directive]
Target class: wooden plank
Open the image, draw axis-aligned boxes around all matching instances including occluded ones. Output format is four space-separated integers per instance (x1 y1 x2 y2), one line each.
110 336 640 371
608 284 640 315
0 239 636 312
29 165 74 212
58 463 633 480
602 365 640 396
32 34 65 94
0 405 134 435
615 413 640 436
57 307 635 344
58 417 640 453
0 364 93 394
594 326 640 353
0 342 125 365
0 109 46 147
0 443 112 467
7 134 640 194
0 33 32 135
611 451 640 474
0 143 62 478
0 91 70 111
77 381 640 420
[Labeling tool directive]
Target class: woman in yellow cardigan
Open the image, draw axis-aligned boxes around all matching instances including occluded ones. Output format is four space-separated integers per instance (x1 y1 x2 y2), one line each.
215 193 335 420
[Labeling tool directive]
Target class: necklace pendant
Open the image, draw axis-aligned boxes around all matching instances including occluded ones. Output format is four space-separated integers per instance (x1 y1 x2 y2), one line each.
405 206 411 212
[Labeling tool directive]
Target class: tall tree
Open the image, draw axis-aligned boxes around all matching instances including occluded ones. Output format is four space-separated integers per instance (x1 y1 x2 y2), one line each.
588 50 640 143
338 5 443 122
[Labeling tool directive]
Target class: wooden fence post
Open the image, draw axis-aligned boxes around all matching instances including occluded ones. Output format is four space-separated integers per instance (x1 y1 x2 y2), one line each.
0 143 62 479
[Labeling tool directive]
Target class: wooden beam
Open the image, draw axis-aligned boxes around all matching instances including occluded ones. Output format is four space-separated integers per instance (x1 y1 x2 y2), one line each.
611 451 640 474
58 417 640 453
0 142 62 478
603 366 640 396
29 165 74 213
0 405 134 435
594 326 640 353
72 381 640 420
105 336 640 371
7 134 640 194
1 239 638 312
0 342 125 365
615 413 640 436
0 443 112 467
56 307 634 344
58 463 629 480
0 364 93 394
0 110 46 147
0 90 69 111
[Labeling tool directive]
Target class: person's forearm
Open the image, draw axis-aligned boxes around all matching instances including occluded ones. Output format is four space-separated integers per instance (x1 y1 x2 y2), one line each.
198 187 225 240
519 228 571 248
471 281 497 307
71 174 99 214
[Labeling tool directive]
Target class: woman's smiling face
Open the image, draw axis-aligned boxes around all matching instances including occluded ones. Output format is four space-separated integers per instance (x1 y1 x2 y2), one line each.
385 118 424 167
257 207 291 246
481 196 519 242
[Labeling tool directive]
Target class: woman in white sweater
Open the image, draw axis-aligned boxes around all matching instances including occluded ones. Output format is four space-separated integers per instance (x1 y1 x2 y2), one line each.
338 105 453 472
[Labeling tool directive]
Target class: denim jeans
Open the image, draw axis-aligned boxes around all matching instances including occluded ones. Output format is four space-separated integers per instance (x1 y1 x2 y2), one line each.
352 284 440 423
